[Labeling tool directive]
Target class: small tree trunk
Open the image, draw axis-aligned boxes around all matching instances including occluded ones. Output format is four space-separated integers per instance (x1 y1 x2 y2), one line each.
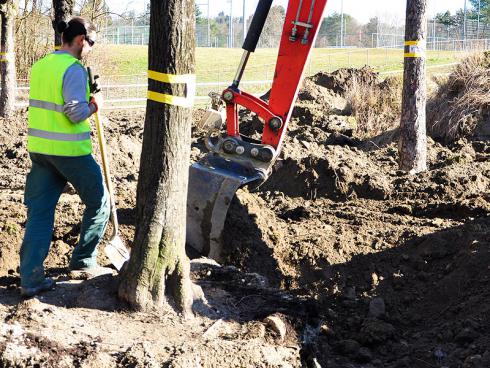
399 0 427 173
0 0 18 118
118 0 196 315
52 0 74 48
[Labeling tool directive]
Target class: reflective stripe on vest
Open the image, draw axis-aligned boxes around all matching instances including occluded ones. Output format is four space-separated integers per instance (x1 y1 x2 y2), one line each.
28 128 91 141
29 99 65 113
28 52 92 157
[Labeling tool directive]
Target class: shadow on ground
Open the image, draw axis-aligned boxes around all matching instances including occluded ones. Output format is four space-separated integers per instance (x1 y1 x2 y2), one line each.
1 208 488 368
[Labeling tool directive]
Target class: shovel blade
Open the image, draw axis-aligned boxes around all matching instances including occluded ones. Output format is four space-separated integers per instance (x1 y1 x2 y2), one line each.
186 156 263 260
104 236 130 271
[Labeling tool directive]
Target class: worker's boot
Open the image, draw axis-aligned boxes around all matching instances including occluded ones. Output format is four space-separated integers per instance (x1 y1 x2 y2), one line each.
20 277 56 298
69 265 114 280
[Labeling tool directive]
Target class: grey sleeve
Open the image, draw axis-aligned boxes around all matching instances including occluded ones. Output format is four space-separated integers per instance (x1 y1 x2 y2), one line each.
62 64 96 123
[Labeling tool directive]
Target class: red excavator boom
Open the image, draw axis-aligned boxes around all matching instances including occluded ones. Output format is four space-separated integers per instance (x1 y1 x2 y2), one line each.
187 0 328 258
224 0 328 150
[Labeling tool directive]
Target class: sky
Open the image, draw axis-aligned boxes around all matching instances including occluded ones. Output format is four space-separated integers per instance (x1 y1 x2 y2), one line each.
105 0 469 24
321 0 466 23
105 0 147 15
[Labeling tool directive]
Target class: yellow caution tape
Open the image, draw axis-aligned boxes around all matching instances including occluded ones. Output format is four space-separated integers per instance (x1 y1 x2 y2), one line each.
147 70 196 108
404 40 426 58
147 91 193 108
148 70 195 84
0 52 9 62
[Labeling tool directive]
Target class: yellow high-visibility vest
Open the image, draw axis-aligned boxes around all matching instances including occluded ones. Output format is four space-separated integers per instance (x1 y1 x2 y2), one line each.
28 52 91 156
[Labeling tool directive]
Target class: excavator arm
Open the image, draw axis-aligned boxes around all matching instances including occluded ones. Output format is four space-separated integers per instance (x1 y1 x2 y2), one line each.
187 0 328 258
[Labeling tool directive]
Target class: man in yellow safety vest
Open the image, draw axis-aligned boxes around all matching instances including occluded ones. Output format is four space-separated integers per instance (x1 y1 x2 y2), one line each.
20 17 111 297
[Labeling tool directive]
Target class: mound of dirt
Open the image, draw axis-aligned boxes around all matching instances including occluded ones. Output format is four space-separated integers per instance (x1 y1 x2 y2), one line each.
309 66 378 95
262 144 391 200
239 66 398 142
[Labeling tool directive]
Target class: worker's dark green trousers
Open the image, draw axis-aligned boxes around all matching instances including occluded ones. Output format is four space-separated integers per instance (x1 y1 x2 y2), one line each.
20 153 110 289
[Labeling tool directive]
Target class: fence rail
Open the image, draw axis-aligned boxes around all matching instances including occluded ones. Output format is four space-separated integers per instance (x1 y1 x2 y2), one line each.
14 78 275 109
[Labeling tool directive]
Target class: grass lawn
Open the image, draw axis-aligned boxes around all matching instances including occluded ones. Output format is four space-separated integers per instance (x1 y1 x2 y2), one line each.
90 45 464 104
94 44 462 79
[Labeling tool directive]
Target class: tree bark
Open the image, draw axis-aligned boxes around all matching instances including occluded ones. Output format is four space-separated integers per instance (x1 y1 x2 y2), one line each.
118 0 196 315
399 0 427 173
52 0 74 48
0 0 17 118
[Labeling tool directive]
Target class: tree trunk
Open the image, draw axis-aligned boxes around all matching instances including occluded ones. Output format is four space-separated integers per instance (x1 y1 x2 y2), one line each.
0 0 17 118
52 0 74 48
118 0 196 315
399 0 427 173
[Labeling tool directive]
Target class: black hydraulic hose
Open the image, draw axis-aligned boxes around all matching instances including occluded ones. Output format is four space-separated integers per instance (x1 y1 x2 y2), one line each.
242 0 273 52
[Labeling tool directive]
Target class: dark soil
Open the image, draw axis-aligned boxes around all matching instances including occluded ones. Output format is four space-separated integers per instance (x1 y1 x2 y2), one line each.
1 67 489 367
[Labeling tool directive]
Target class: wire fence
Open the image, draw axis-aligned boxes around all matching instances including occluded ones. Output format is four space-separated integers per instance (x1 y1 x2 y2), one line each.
99 25 490 51
100 25 150 46
101 17 490 49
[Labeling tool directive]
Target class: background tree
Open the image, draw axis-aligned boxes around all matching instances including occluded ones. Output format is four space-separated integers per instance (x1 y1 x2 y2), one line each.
258 5 285 47
210 11 228 47
318 12 359 47
470 0 490 22
195 5 208 45
79 0 111 30
399 0 427 173
118 0 197 314
435 11 464 39
195 5 205 25
15 1 51 79
52 0 73 48
0 0 18 118
435 11 459 27
469 0 490 36
361 17 379 47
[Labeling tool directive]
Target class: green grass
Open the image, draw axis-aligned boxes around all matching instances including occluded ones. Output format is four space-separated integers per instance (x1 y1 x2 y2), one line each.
93 45 461 79
90 45 464 105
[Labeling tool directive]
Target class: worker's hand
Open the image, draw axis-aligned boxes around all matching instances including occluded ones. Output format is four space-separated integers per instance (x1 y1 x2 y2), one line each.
89 94 104 113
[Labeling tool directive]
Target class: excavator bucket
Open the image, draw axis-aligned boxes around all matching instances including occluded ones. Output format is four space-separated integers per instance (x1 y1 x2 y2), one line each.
186 155 263 260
